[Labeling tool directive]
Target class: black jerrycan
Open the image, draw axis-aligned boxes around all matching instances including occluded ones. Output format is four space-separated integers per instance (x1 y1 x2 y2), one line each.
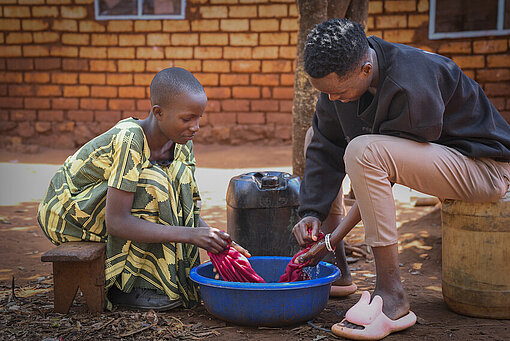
226 171 301 256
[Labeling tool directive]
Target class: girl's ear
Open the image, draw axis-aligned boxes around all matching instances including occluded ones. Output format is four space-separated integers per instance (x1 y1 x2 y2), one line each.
151 105 162 119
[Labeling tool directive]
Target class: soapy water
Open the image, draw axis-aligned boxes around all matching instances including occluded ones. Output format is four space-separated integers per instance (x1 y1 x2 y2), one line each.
303 264 321 280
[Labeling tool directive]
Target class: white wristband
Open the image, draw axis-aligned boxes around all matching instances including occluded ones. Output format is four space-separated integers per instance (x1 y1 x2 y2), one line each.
325 233 335 252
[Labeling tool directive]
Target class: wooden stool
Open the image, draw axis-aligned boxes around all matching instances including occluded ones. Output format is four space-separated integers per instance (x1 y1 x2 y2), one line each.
41 242 106 314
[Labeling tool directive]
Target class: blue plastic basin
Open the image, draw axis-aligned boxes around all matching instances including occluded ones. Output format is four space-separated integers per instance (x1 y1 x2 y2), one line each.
190 256 340 327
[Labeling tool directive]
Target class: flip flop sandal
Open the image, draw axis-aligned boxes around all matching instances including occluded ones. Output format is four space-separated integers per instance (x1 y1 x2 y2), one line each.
330 283 358 297
331 291 416 340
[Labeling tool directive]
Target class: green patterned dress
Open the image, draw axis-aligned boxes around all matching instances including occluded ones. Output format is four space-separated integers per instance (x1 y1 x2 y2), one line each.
37 118 201 309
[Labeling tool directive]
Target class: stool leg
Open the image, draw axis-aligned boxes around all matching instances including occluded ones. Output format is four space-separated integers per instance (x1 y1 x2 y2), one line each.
53 263 79 314
77 256 105 313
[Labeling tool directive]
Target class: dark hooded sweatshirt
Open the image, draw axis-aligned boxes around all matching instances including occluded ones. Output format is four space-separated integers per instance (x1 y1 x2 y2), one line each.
299 36 510 221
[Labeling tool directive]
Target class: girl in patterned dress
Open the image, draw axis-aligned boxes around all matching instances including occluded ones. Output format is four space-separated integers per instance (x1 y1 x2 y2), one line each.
37 67 238 311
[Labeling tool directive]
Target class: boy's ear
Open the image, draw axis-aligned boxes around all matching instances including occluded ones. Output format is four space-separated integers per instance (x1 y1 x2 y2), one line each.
361 61 372 75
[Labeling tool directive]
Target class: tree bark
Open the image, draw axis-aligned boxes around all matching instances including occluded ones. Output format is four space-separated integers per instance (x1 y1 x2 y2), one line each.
291 0 369 178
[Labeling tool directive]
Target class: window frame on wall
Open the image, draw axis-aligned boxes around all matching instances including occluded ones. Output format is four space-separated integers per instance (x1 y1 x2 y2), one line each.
429 0 510 39
94 0 186 20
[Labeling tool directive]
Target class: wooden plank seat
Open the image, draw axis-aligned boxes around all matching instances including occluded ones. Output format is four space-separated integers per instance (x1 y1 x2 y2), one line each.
41 242 106 314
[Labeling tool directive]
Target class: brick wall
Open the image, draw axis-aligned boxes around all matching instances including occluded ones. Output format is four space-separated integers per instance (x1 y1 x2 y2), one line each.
0 0 509 149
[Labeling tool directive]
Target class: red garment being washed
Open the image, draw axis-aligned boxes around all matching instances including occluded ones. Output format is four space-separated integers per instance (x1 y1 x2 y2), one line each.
278 232 325 282
208 244 266 283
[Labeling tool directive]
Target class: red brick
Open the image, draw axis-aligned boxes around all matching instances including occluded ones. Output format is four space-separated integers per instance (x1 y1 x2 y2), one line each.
62 59 88 71
251 74 279 86
52 19 78 32
9 84 34 96
205 99 221 112
38 110 63 121
200 6 228 19
137 47 164 59
250 19 279 32
453 55 485 69
251 99 278 111
68 110 93 121
230 33 258 46
52 98 79 110
64 85 89 97
118 60 145 72
200 33 228 45
204 87 231 99
280 18 297 31
35 85 62 96
0 19 21 31
208 112 236 125
280 74 294 86
0 97 23 109
172 33 199 46
32 6 59 17
162 20 190 32
6 32 32 44
229 5 257 18
24 45 52 57
80 20 106 33
273 87 293 99
290 32 297 45
134 73 154 86
90 85 117 98
473 40 508 54
165 47 193 59
279 100 293 111
80 47 107 59
25 97 50 109
61 6 88 19
438 42 472 54
172 60 202 72
232 60 260 72
383 29 415 43
4 6 31 18
0 46 21 57
485 83 510 97
203 60 230 72
119 34 145 46
267 112 291 124
476 69 510 82
191 19 219 32
222 99 250 111
488 55 510 68
119 86 146 98
107 21 133 32
147 33 170 46
90 60 117 72
376 15 407 29
464 70 475 79
146 60 175 72
279 46 297 59
109 99 135 110
260 32 289 45
108 47 135 59
489 97 505 111
22 19 48 31
7 58 33 71
35 58 61 70
50 46 79 58
195 47 223 59
408 14 428 28
136 99 151 111
107 73 132 85
134 20 162 32
258 4 287 17
252 46 278 59
220 19 249 32
224 47 252 59
11 109 37 121
237 112 265 124
52 72 78 84
80 98 107 110
221 74 249 86
194 73 219 86
91 33 119 45
95 110 122 122
79 73 106 85
32 32 60 44
385 0 416 12
262 60 292 73
24 72 50 83
233 86 260 99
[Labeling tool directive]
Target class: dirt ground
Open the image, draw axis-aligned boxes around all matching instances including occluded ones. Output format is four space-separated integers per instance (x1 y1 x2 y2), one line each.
0 144 509 340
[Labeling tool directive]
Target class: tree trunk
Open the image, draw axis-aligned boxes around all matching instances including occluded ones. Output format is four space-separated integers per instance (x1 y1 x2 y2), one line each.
291 0 369 178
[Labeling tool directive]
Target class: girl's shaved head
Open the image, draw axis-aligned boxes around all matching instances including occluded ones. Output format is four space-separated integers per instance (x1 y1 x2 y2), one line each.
150 67 205 108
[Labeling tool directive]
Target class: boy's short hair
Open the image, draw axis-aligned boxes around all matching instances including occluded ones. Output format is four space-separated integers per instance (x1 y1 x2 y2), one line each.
150 67 205 107
304 18 369 79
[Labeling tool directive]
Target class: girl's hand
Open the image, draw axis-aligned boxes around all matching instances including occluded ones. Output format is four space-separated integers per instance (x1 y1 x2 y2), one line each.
231 240 251 258
193 227 231 253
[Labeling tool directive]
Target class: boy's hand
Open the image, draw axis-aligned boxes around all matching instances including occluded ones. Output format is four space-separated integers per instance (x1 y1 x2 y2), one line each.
293 216 321 246
295 240 328 266
194 227 231 253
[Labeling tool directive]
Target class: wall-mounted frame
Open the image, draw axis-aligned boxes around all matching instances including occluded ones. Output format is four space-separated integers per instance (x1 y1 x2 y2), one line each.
95 0 186 20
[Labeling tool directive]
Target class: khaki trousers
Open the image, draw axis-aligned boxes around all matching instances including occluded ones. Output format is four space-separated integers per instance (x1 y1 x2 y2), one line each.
344 134 510 247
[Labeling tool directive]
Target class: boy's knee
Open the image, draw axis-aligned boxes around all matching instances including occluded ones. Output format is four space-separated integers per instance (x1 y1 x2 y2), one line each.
344 135 379 170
